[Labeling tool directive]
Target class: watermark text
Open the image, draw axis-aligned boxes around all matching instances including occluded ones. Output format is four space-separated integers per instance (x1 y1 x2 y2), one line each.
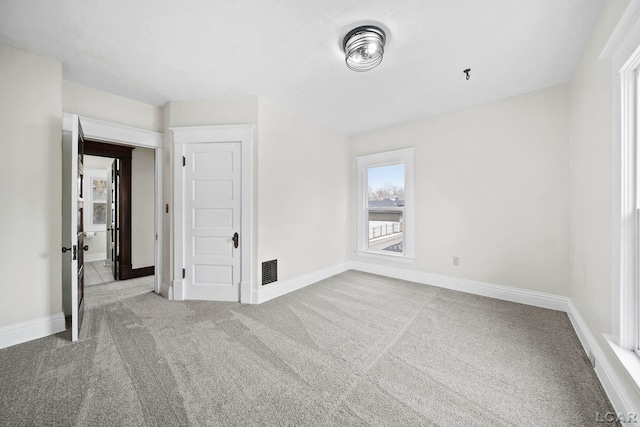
596 412 638 424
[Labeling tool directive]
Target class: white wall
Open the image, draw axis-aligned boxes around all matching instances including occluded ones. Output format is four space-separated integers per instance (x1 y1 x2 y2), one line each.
63 80 163 133
167 98 259 127
350 85 571 296
131 147 155 269
0 44 62 328
569 0 640 406
257 98 350 284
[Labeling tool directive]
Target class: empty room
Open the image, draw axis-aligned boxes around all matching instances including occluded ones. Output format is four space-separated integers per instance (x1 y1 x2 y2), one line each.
1 0 640 425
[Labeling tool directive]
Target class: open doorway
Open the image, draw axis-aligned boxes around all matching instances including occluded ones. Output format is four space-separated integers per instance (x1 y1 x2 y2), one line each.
62 114 164 303
83 154 115 285
83 142 156 288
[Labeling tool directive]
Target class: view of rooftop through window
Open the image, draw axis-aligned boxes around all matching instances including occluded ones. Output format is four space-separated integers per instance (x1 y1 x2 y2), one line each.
367 164 405 253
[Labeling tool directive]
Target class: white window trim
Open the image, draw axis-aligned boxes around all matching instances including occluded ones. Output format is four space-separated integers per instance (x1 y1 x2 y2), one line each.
356 148 415 263
615 65 640 355
602 0 640 386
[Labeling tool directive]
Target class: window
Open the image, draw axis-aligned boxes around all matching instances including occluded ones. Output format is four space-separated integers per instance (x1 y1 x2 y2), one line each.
356 148 414 262
609 57 640 387
367 164 405 253
602 0 640 391
92 177 108 225
635 70 640 359
84 169 108 232
618 63 640 358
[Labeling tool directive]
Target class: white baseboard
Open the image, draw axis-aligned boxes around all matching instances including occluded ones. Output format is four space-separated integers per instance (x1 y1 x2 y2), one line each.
249 261 569 311
241 281 253 304
567 300 639 419
255 262 351 304
0 313 66 349
349 261 570 311
171 279 183 301
160 281 173 300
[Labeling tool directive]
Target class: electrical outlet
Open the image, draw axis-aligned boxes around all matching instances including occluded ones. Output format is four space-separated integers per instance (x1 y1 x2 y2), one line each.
453 256 460 266
588 351 596 368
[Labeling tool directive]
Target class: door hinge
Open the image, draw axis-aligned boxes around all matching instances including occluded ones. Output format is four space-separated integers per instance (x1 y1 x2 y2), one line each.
183 156 186 167
182 268 185 279
165 204 169 213
72 245 77 261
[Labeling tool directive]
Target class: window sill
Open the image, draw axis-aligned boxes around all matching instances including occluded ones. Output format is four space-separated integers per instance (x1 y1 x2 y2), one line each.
355 250 415 264
604 334 640 392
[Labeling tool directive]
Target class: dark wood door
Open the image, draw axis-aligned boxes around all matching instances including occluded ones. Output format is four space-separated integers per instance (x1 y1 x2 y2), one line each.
77 121 85 335
111 159 119 280
106 161 113 274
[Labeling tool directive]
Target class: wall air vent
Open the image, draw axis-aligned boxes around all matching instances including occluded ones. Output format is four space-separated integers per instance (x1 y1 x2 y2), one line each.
262 260 277 285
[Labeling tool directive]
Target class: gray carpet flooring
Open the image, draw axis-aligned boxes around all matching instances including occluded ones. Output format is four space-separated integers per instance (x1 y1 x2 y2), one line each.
0 271 617 426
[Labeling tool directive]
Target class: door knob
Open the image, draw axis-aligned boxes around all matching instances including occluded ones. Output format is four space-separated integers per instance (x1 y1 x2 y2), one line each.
63 245 77 260
83 245 89 251
232 232 239 249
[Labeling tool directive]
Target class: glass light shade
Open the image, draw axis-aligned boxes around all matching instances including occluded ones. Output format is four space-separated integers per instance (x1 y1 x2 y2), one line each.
343 26 386 72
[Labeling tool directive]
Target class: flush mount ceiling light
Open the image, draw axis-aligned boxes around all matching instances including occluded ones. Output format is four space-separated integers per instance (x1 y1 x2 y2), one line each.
343 25 386 72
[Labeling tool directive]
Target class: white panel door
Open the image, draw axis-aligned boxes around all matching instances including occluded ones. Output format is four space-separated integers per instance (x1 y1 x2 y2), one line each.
183 143 241 301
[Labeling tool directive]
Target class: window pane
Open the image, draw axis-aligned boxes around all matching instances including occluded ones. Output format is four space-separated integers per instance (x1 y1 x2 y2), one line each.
368 164 404 207
368 210 403 253
92 179 108 202
367 164 405 253
93 203 107 225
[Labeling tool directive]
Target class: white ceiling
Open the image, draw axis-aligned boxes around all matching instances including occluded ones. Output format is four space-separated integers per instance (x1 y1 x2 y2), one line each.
0 0 603 135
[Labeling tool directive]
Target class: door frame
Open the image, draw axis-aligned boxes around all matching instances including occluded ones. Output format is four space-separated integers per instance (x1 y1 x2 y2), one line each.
170 125 254 303
63 114 164 295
